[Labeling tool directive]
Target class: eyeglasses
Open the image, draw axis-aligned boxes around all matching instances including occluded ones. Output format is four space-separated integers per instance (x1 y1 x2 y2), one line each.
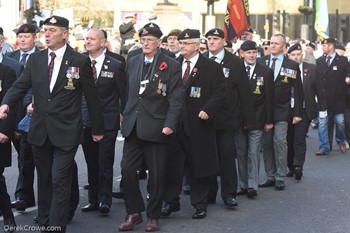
179 41 197 46
141 38 157 43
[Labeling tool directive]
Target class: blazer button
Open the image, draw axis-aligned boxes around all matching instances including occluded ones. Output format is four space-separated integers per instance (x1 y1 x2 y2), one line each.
48 99 51 102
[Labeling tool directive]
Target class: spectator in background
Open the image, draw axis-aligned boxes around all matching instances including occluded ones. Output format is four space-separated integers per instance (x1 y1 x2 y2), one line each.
199 38 208 54
119 14 137 57
161 36 168 50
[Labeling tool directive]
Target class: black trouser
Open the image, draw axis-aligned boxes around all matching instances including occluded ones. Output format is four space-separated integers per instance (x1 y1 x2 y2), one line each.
32 137 78 233
121 127 167 219
0 167 14 220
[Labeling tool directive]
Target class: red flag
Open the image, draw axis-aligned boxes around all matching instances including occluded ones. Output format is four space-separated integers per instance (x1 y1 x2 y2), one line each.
223 0 251 41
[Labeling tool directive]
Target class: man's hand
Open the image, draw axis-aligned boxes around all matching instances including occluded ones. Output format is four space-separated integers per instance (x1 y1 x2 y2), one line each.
92 135 104 142
264 124 274 132
162 127 174 136
27 103 34 116
198 111 209 120
14 131 22 139
292 117 302 124
0 105 9 120
0 133 9 144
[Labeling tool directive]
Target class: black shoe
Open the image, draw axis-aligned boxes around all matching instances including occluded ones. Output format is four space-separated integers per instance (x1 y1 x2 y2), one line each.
192 208 206 219
275 180 285 190
236 188 248 195
4 217 16 233
223 196 238 209
286 171 294 177
99 203 110 215
183 184 190 195
15 199 27 211
247 188 257 198
137 169 147 180
160 203 180 217
259 179 276 187
33 216 39 224
81 203 99 212
294 167 303 180
84 184 89 190
112 191 124 199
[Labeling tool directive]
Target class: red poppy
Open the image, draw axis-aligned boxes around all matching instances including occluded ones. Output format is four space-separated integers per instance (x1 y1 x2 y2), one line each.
159 62 168 71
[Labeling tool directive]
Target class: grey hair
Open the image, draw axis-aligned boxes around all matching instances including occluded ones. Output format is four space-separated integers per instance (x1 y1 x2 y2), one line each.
272 33 286 45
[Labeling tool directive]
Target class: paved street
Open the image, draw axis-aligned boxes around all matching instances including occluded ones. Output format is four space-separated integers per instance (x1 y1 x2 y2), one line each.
2 128 350 233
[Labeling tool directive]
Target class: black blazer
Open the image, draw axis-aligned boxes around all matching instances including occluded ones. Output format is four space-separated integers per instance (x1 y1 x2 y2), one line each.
81 54 126 130
121 50 183 143
177 54 225 178
248 62 274 130
0 63 17 167
258 55 304 122
302 62 327 121
2 45 105 147
204 50 255 130
316 54 350 115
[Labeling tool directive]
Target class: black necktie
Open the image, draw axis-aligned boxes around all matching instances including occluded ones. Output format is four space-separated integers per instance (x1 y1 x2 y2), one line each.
246 66 251 79
91 60 97 82
183 60 191 85
48 52 56 83
270 57 277 71
326 56 331 66
210 56 217 62
20 53 28 66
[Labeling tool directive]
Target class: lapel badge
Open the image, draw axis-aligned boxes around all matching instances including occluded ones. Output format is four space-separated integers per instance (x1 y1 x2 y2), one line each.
104 65 108 69
65 60 68 65
333 66 337 70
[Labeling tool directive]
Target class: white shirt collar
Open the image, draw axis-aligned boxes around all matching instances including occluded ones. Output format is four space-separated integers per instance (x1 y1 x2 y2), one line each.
48 44 67 62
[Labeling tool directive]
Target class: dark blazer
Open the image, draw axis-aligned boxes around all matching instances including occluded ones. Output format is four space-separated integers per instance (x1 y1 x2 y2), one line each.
178 54 226 178
82 54 126 130
248 62 274 130
302 62 327 121
316 53 350 115
258 55 304 122
204 50 255 130
2 45 105 147
0 63 17 168
121 50 183 143
1 55 24 79
127 47 175 62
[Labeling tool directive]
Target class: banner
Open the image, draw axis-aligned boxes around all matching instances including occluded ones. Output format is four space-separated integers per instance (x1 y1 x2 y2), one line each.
223 0 250 41
314 0 329 39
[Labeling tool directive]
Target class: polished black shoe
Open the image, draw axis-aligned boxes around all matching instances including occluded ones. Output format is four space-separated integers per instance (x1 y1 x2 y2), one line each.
275 180 285 190
112 191 124 199
81 203 98 212
182 184 190 195
259 179 276 187
33 216 39 224
286 170 294 177
160 203 180 217
4 217 16 233
83 184 89 190
192 208 206 219
14 199 27 211
223 196 238 209
99 203 110 215
236 188 248 195
247 188 257 198
294 167 303 181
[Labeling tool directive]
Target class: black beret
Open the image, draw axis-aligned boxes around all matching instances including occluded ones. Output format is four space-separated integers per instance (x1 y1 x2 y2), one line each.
101 30 107 40
246 28 254 33
225 41 232 48
162 36 168 43
139 27 163 38
142 22 160 30
240 40 257 51
0 27 3 35
288 43 302 54
321 38 337 45
306 42 316 50
17 23 36 35
178 29 200 40
335 44 346 51
205 28 224 39
168 29 182 37
262 40 270 46
43 15 69 28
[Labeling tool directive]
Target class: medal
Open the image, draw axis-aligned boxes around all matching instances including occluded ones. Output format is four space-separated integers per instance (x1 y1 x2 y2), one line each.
253 86 261 94
64 67 75 90
282 76 289 83
162 83 167 96
190 87 195 97
0 80 2 92
157 81 162 94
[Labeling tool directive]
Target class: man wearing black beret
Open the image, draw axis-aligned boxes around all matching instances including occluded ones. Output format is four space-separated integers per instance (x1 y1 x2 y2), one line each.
237 40 274 197
118 24 183 232
258 34 304 190
286 43 327 180
316 38 350 155
203 28 255 206
0 15 105 233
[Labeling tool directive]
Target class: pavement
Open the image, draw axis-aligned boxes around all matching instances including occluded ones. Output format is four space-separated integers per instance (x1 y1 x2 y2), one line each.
2 128 350 233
